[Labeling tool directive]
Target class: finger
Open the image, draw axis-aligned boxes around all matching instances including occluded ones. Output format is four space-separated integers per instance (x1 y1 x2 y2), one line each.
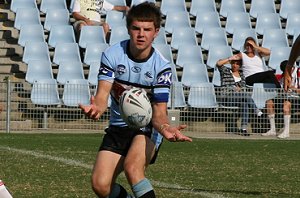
177 124 187 130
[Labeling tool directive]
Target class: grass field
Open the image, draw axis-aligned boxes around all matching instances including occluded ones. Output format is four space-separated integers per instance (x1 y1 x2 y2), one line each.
0 133 299 198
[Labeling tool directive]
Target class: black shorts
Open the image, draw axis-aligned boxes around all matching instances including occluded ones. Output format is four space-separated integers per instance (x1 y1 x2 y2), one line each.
99 125 161 164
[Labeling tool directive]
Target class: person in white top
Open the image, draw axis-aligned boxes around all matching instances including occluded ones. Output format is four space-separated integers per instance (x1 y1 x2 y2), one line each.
232 37 281 136
72 0 129 39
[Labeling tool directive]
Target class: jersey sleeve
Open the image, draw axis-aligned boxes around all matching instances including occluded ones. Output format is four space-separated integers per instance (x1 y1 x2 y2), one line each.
152 64 172 103
98 51 115 83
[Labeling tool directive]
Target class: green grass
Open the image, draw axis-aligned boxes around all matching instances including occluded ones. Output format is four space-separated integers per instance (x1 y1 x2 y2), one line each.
0 133 299 198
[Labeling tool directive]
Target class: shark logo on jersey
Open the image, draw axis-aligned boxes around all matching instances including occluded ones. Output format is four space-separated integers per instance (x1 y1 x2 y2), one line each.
157 71 172 86
116 65 127 75
99 66 113 77
144 71 154 81
131 66 141 73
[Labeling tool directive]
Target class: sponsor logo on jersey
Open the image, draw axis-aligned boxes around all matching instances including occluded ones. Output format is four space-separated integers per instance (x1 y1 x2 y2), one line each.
144 71 154 81
99 66 113 77
157 71 172 86
116 65 127 75
131 66 142 73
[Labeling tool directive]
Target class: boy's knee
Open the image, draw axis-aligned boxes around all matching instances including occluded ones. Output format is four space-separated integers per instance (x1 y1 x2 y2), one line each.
91 176 111 198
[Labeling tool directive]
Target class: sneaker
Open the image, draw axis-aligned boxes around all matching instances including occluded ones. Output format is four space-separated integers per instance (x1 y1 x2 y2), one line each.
261 130 276 136
239 129 250 136
277 129 289 139
255 109 263 117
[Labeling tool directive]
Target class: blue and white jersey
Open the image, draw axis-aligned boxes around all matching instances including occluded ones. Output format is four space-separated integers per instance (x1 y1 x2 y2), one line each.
98 40 172 129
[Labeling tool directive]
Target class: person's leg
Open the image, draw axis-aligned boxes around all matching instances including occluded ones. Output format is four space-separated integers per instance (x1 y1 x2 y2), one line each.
278 100 291 138
91 150 124 198
124 135 156 198
262 99 276 136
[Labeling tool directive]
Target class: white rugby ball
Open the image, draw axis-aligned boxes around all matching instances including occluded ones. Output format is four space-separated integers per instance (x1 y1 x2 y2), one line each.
119 87 152 128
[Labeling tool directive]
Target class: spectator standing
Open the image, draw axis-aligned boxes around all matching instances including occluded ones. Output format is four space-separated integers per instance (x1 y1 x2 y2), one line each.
216 57 262 136
79 3 192 198
72 0 129 39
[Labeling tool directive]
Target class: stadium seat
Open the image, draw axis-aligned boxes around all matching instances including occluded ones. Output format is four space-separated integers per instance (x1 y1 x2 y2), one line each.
153 44 174 65
160 0 186 16
194 11 221 34
279 0 300 20
201 27 228 51
53 43 81 65
88 62 101 86
206 45 233 69
187 82 219 108
84 43 108 65
219 0 246 18
14 8 41 30
261 29 289 50
268 47 291 70
212 68 221 87
170 27 198 50
44 9 70 31
18 24 45 47
79 26 107 49
106 0 126 6
62 79 91 107
225 12 251 35
251 83 277 109
164 11 191 34
181 63 209 86
40 0 67 14
255 13 282 35
22 42 51 64
286 13 300 36
153 27 167 45
131 0 156 6
175 44 203 68
10 0 37 13
57 61 85 84
25 60 53 84
109 26 130 46
231 28 258 51
48 25 76 48
105 10 127 30
31 79 60 106
249 0 276 19
292 29 300 44
189 0 216 17
168 82 186 108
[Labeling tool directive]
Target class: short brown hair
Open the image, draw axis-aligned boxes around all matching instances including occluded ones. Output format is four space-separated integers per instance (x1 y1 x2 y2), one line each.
126 2 161 29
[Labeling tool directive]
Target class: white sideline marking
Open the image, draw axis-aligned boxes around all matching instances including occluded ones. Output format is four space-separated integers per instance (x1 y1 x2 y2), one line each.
0 146 226 198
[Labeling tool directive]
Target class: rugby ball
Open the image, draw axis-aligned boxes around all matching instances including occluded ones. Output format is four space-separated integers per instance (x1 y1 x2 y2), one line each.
119 88 152 128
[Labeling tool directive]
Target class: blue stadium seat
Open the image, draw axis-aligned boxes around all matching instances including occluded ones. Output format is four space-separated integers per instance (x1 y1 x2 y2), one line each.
261 29 289 49
286 13 300 36
14 8 41 30
220 0 246 18
106 0 126 6
181 63 209 86
170 27 198 50
48 25 76 48
206 45 233 69
31 79 61 106
279 0 300 20
164 11 191 34
44 9 70 31
190 0 216 17
57 61 85 84
79 26 107 48
255 13 282 35
53 43 81 65
25 60 53 84
10 0 37 13
251 83 277 109
268 47 291 70
225 12 251 35
249 0 276 19
188 82 219 108
40 0 67 14
84 43 108 65
23 42 51 64
62 79 91 107
201 27 228 51
231 28 258 51
175 44 203 68
168 82 186 108
160 0 186 16
212 68 221 87
105 10 127 30
153 27 167 45
194 11 221 34
131 0 156 6
88 62 101 86
153 44 174 65
109 26 130 46
18 24 45 47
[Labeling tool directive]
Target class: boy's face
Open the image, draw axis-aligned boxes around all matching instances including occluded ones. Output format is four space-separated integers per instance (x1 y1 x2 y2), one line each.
231 61 241 72
128 20 159 52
